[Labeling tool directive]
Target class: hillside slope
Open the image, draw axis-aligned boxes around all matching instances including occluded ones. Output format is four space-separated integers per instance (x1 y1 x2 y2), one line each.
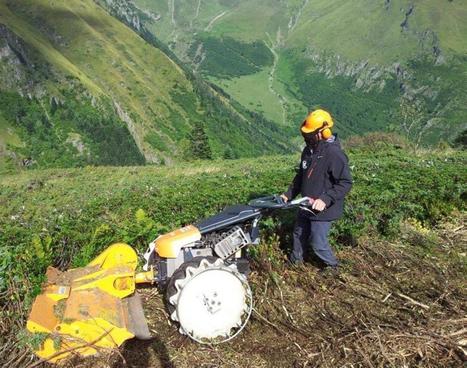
133 0 467 144
0 0 293 171
0 144 465 366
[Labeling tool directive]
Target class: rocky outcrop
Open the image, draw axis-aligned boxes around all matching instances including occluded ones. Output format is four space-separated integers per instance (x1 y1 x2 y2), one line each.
305 48 395 93
0 24 59 98
400 4 414 32
113 100 159 163
301 44 464 143
98 0 142 31
417 29 445 65
65 133 89 156
0 24 36 92
384 0 391 11
304 31 448 102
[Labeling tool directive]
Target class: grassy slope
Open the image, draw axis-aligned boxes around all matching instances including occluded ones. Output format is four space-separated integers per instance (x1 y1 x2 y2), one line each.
0 0 292 165
136 0 307 125
210 69 287 124
138 0 296 47
200 0 467 64
0 115 21 169
0 115 21 148
287 0 467 64
0 145 465 366
0 2 103 94
0 0 192 160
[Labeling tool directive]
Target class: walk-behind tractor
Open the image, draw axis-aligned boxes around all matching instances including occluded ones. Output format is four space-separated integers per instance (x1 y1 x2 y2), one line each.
27 196 313 362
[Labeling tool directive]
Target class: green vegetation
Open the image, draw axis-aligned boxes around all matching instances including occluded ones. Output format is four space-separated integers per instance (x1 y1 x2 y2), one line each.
0 141 465 364
282 50 402 138
0 90 145 169
0 113 22 171
210 68 307 125
187 121 213 160
286 0 467 64
404 55 467 144
454 129 467 149
0 143 465 293
189 35 274 78
2 0 463 169
0 0 294 170
133 0 467 144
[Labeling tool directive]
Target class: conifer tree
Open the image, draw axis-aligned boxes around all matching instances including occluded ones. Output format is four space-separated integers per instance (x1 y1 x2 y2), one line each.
189 121 212 159
223 147 237 159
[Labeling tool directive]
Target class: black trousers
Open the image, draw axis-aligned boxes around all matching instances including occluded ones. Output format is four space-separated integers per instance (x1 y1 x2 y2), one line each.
290 211 338 267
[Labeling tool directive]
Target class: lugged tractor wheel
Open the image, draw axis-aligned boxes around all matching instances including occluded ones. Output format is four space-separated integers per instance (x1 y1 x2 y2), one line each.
166 256 252 343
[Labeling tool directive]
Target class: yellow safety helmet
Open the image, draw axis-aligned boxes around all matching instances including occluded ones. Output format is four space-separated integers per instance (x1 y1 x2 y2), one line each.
301 109 334 139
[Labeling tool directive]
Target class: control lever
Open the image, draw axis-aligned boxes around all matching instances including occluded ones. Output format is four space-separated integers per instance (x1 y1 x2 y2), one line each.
289 196 319 216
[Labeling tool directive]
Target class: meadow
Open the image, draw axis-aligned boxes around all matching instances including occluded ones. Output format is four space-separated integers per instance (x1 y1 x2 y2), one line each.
0 139 466 366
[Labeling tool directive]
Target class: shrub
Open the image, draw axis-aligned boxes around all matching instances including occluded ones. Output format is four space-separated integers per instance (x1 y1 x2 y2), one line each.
343 132 412 151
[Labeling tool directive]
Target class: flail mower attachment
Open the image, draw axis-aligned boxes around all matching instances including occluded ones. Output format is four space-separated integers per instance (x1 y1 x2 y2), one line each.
26 243 154 363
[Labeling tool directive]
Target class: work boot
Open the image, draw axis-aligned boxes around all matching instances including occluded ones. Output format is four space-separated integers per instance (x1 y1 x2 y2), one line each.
287 256 304 268
318 265 340 278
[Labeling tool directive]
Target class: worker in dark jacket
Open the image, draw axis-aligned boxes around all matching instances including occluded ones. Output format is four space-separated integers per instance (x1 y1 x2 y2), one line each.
281 109 352 270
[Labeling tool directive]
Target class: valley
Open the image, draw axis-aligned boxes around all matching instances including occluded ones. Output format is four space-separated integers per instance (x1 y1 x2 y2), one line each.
133 0 467 144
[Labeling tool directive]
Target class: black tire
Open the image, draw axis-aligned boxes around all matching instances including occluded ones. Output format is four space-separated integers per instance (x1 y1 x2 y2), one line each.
165 256 220 316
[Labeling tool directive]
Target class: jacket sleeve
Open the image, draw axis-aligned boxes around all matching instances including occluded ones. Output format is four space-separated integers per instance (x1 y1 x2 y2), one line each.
284 157 303 200
319 149 352 207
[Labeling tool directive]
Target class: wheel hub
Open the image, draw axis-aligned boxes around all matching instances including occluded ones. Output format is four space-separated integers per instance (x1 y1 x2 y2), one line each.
202 291 222 314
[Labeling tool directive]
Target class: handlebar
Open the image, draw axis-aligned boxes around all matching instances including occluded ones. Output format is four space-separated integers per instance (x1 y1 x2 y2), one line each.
248 195 315 210
289 197 314 206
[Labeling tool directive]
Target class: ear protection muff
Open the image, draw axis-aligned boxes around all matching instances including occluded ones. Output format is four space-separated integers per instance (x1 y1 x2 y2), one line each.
320 122 332 139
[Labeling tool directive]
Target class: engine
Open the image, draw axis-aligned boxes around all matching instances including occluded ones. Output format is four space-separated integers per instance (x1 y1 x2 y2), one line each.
146 226 251 285
202 226 251 276
204 226 250 259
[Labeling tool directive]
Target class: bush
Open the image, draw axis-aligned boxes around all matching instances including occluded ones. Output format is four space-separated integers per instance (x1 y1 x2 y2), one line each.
343 132 412 151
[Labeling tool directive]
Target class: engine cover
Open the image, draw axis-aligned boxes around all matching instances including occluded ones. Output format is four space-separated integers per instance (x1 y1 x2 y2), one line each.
156 225 201 258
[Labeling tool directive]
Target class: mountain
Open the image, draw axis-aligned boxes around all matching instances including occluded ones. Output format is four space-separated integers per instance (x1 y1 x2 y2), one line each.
0 0 293 171
131 0 467 144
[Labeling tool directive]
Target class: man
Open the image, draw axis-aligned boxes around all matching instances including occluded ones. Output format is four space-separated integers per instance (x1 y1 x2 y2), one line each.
281 109 352 271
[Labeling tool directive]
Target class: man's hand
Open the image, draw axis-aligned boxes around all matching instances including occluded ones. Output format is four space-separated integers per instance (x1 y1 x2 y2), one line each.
311 198 326 211
280 194 289 203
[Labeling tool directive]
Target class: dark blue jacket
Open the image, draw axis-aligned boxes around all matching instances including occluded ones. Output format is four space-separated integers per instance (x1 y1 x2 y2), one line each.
284 136 352 221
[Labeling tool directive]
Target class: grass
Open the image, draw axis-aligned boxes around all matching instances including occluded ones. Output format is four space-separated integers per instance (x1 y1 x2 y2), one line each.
0 144 465 366
210 69 287 124
287 0 467 64
211 67 308 126
207 1 286 42
0 115 22 172
0 7 101 95
0 0 190 160
0 115 21 148
134 0 467 65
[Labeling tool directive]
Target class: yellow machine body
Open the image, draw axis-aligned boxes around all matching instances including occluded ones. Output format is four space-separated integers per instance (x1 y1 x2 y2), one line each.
155 225 201 258
26 243 154 363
